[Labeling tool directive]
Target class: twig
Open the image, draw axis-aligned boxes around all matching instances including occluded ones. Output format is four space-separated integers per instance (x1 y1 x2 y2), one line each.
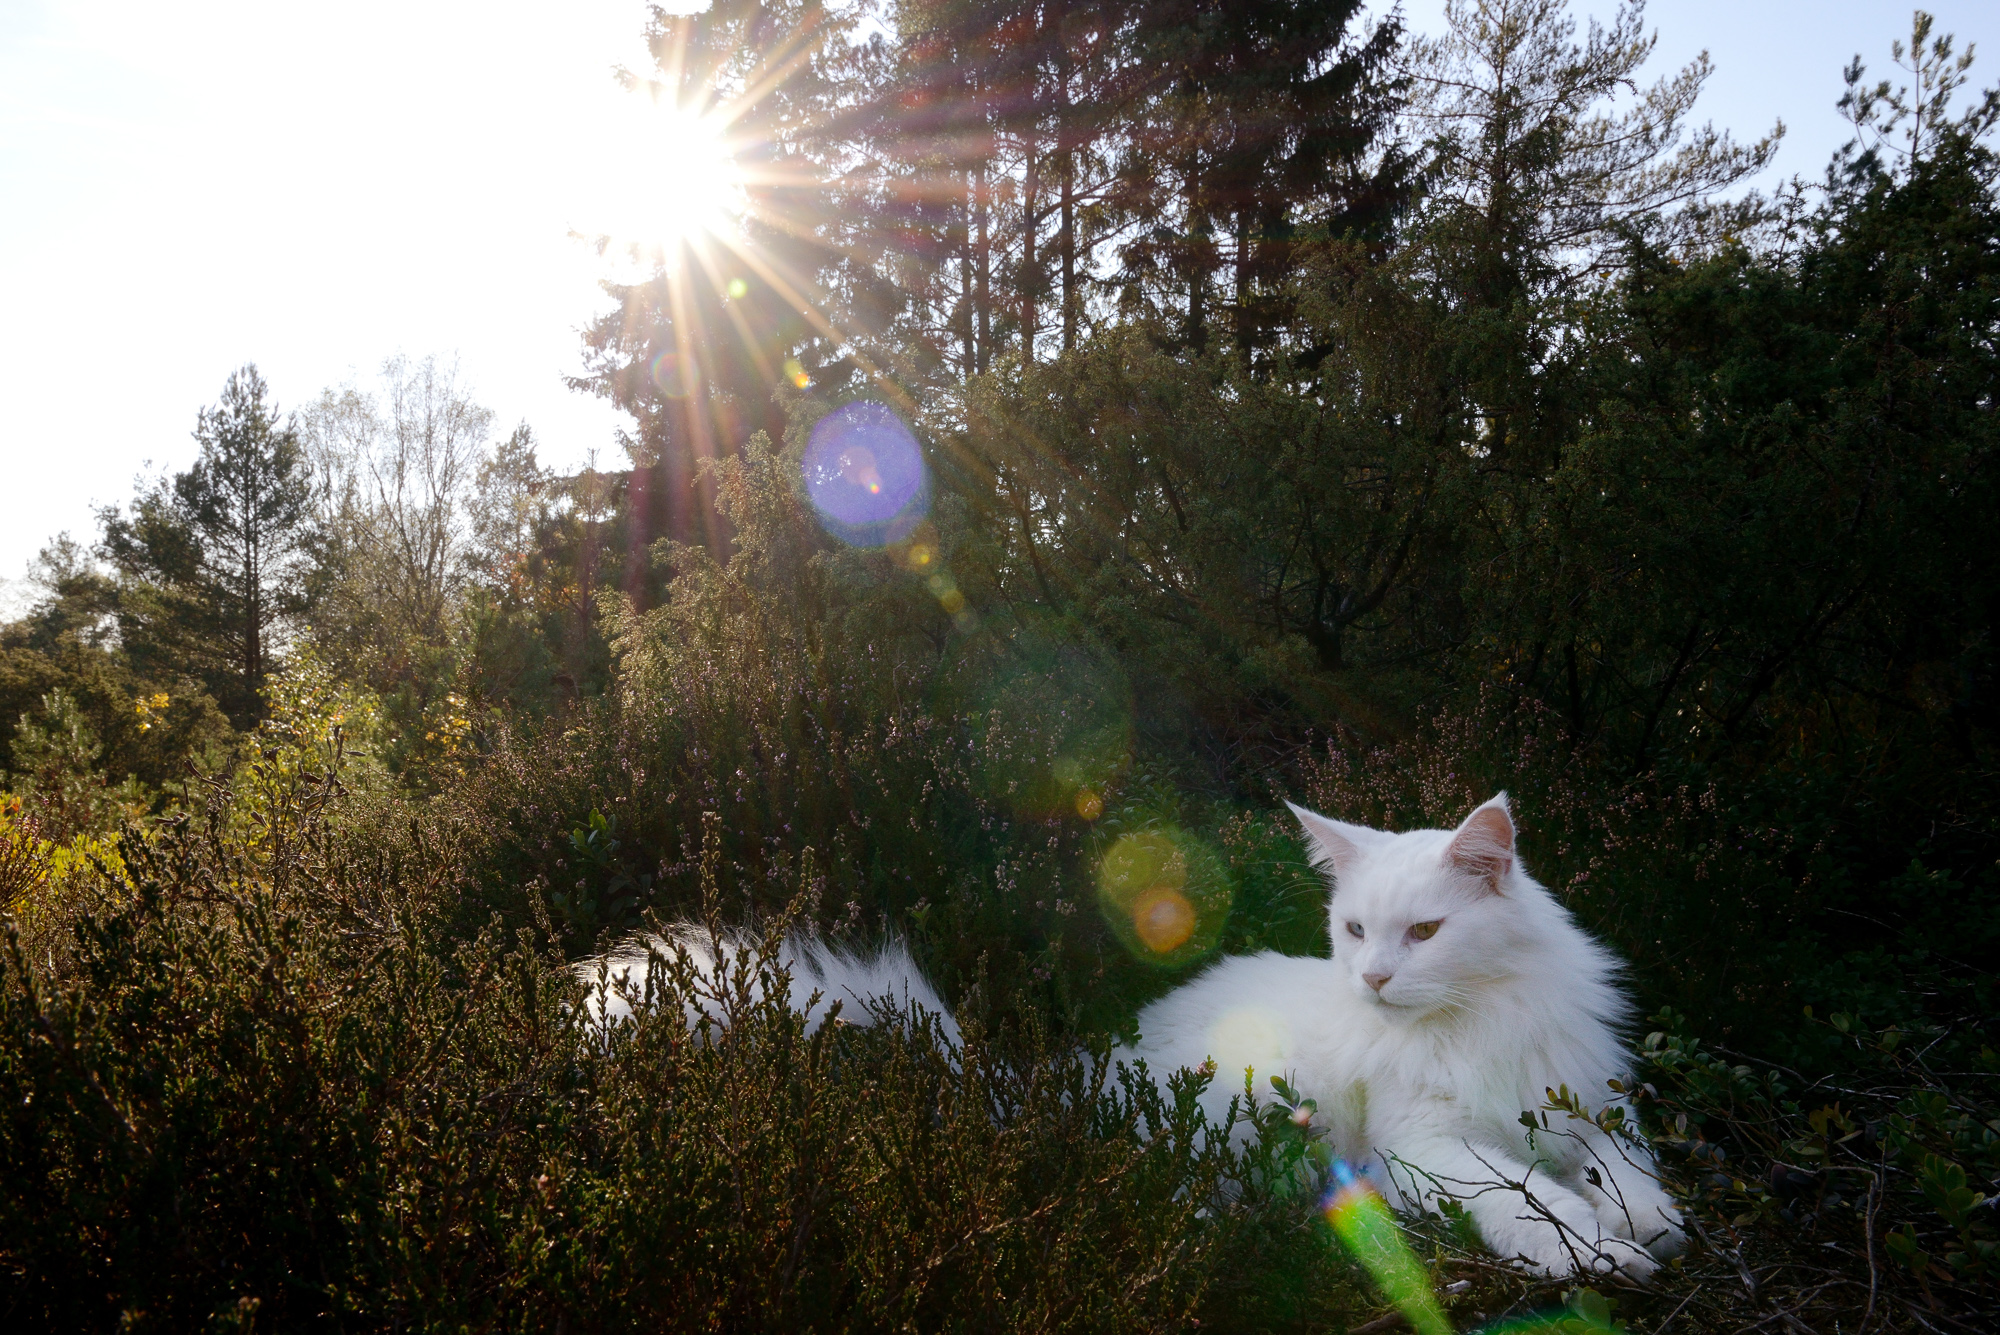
1651 1282 1703 1334
1349 1312 1410 1335
1858 1168 1881 1335
1901 1300 1981 1334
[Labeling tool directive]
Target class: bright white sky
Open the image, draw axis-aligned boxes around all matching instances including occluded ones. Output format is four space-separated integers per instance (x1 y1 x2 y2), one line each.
3 0 1998 598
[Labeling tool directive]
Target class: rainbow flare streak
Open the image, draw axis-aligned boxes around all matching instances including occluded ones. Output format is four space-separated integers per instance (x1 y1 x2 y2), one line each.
1322 1160 1453 1335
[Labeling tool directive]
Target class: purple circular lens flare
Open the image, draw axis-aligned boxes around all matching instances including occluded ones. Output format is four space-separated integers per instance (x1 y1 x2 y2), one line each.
649 350 694 399
802 402 928 546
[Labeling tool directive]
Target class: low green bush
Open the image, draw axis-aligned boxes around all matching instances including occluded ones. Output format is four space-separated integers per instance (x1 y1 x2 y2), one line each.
0 772 1378 1332
5 737 1994 1331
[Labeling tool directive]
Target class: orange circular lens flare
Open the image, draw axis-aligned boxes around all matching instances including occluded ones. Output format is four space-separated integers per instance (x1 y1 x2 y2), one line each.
1096 828 1229 966
1132 886 1196 954
1075 789 1103 820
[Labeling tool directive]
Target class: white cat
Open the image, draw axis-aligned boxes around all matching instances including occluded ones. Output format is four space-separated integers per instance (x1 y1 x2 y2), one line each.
1120 794 1684 1278
580 923 962 1046
578 792 1684 1278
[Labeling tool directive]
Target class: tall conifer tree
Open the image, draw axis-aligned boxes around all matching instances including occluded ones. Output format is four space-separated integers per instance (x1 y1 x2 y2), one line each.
101 365 310 725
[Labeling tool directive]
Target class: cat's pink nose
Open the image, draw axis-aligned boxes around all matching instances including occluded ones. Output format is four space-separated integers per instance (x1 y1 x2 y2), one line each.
1363 971 1391 993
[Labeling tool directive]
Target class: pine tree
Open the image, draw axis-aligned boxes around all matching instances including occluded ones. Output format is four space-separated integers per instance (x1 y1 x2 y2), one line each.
1116 0 1408 355
101 366 310 726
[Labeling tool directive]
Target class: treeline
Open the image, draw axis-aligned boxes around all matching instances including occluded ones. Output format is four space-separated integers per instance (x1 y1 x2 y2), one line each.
2 0 1994 1031
2 355 651 833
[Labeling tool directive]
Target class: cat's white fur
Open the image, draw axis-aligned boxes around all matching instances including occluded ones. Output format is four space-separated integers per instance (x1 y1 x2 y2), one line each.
577 793 1683 1277
580 925 962 1047
1118 794 1683 1278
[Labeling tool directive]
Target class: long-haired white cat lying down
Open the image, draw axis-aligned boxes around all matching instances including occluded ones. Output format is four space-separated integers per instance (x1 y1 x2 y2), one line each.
1126 794 1684 1278
578 793 1683 1278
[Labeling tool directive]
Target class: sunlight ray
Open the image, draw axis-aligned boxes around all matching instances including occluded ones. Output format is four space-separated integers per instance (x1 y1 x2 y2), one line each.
683 239 784 389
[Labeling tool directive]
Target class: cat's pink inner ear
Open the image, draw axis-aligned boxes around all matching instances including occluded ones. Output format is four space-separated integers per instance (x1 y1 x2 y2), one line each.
1287 802 1366 878
1447 795 1515 891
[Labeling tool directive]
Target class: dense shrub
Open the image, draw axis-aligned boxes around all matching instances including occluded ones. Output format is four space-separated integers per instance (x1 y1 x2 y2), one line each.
0 772 1381 1331
6 735 1994 1331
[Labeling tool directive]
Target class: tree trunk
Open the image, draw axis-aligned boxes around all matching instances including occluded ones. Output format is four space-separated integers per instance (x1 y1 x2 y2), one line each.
1057 3 1077 353
1186 215 1206 353
1234 209 1250 356
1184 156 1206 352
243 496 262 707
961 169 976 377
1022 128 1039 364
975 158 992 374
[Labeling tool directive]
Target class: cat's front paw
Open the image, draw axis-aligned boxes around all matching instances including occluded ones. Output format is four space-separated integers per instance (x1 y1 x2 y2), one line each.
1633 1204 1687 1260
1518 1230 1658 1281
1495 1200 1660 1281
1585 1175 1687 1260
1590 1234 1659 1280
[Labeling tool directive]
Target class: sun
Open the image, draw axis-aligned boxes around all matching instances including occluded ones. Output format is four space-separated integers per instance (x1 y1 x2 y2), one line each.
596 98 747 257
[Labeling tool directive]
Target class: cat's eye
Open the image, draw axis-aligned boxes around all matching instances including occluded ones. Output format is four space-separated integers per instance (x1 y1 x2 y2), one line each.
1408 920 1441 942
1346 921 1365 939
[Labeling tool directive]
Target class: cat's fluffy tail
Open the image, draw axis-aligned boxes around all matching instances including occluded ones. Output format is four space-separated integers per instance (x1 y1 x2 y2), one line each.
576 927 960 1047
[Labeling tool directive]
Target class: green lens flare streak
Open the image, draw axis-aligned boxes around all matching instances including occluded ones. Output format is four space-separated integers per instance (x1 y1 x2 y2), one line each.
1323 1160 1453 1335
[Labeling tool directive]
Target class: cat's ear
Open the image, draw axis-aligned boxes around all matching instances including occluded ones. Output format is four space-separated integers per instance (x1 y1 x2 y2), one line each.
1446 792 1515 892
1287 802 1376 880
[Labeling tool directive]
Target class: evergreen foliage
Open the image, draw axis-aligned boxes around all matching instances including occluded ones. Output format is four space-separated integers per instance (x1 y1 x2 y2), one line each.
100 365 311 727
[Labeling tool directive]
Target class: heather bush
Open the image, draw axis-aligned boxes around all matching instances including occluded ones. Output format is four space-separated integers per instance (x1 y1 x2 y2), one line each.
0 771 1379 1331
6 498 1997 1330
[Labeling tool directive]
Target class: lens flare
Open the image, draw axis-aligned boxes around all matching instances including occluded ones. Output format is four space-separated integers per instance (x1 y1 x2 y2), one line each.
1096 828 1231 967
1132 885 1196 952
1208 1005 1293 1081
1323 1160 1453 1335
1321 1160 1611 1335
938 612 1134 820
594 100 747 256
650 350 695 398
802 402 927 547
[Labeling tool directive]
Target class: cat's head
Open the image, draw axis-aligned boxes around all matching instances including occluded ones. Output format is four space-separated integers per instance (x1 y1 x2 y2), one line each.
1288 794 1537 1019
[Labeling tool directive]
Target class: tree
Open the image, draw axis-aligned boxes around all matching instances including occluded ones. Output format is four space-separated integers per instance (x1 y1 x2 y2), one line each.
299 355 495 680
101 366 311 726
1409 0 1779 306
855 0 1406 367
1116 0 1409 355
1401 0 1778 477
5 688 140 844
465 424 555 593
1838 8 2000 181
0 534 230 802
